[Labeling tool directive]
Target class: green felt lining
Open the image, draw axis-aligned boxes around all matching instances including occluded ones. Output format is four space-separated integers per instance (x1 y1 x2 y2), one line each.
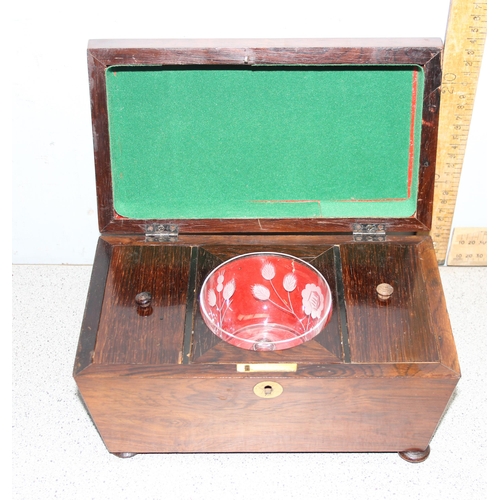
106 65 424 219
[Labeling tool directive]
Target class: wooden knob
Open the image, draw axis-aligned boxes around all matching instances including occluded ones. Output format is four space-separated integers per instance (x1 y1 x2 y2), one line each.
135 291 152 308
376 283 394 300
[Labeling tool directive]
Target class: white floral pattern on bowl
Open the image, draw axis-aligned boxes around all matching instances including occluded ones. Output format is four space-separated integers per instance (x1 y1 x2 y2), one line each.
200 253 332 351
250 261 325 334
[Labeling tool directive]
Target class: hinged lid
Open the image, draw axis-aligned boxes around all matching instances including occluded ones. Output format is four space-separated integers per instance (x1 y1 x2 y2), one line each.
88 38 442 235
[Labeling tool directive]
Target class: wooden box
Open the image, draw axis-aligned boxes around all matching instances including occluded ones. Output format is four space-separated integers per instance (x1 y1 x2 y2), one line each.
74 39 460 462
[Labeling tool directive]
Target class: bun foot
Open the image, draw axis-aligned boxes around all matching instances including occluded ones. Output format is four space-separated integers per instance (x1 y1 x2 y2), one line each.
398 446 430 463
112 452 137 459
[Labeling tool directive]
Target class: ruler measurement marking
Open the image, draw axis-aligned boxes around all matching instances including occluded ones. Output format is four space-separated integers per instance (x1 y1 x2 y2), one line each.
430 0 486 264
447 228 487 266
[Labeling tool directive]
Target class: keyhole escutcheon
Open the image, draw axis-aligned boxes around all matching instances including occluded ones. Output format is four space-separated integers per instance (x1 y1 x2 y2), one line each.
253 381 284 399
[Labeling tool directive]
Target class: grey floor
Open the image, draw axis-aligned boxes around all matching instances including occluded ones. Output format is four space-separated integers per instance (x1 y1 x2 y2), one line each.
12 265 487 500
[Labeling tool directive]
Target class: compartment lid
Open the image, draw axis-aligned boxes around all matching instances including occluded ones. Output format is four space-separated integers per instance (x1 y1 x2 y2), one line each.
88 38 442 235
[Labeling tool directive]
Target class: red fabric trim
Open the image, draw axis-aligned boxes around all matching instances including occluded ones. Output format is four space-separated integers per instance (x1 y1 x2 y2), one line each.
407 68 419 199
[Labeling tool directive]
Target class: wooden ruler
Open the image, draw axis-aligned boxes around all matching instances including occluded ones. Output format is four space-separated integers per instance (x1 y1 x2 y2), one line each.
447 227 487 266
430 0 487 264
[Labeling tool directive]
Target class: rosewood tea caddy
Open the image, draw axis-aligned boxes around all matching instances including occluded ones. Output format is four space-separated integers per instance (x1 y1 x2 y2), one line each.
74 38 460 462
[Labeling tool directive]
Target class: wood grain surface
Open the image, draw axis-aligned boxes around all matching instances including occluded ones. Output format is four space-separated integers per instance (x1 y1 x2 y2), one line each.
76 375 456 453
93 245 192 365
341 240 440 363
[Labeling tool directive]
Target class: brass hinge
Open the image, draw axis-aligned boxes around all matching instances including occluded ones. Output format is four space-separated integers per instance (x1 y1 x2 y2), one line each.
144 223 179 242
352 223 386 242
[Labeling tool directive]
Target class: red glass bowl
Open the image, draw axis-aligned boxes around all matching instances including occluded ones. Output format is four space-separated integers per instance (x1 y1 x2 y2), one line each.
199 253 332 351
